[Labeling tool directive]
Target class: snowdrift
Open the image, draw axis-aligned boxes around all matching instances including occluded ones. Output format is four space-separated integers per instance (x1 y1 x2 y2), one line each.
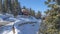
0 14 41 34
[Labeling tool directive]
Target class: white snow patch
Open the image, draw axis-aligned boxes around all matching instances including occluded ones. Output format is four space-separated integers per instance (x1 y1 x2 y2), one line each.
0 14 41 34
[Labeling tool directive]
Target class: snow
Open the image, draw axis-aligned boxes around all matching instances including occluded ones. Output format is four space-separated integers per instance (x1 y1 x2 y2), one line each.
0 14 41 34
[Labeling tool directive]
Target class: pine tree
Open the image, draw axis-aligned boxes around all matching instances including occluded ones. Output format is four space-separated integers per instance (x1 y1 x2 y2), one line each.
35 11 41 19
23 6 26 9
7 0 11 14
38 0 60 34
30 8 35 17
18 2 22 15
12 0 22 17
11 0 17 17
0 0 2 13
10 0 15 14
3 0 8 13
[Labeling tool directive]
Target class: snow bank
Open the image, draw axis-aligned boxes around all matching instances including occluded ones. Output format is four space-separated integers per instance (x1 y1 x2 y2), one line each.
0 14 41 34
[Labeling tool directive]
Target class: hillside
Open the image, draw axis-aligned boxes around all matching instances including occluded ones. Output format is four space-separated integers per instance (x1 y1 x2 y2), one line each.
0 13 41 34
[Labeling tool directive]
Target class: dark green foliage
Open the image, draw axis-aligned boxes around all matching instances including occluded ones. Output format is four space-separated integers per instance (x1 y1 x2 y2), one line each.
0 0 41 18
0 0 22 16
38 0 60 34
56 0 60 5
23 6 26 9
35 11 41 19
29 8 35 17
0 0 2 13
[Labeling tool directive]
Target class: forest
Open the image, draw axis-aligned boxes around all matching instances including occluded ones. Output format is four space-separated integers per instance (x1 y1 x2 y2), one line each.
0 0 41 19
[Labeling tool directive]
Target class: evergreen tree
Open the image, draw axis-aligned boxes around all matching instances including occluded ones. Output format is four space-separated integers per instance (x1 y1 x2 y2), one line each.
0 0 2 13
35 11 41 19
7 0 11 14
23 6 26 9
12 0 22 17
38 0 60 34
30 8 35 17
18 2 22 15
10 0 17 16
3 0 8 13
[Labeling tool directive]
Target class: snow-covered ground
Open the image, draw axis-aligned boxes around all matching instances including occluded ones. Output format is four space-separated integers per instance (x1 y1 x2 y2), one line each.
0 14 41 34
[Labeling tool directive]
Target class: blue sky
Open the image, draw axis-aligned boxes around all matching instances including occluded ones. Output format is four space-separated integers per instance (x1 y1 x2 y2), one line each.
18 0 48 14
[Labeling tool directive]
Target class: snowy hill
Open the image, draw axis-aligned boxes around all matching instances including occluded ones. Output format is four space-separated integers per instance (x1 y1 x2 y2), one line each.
0 14 41 34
